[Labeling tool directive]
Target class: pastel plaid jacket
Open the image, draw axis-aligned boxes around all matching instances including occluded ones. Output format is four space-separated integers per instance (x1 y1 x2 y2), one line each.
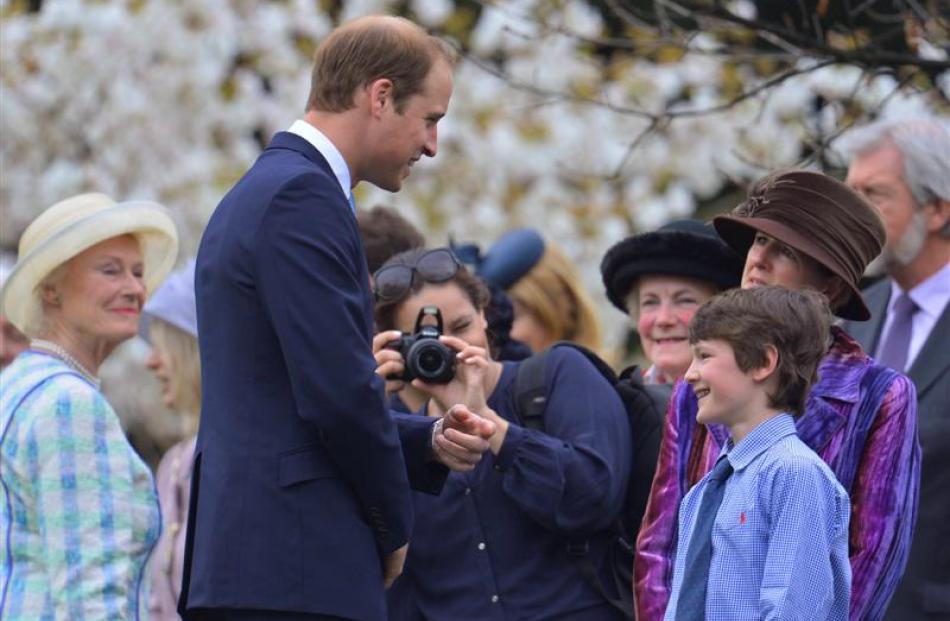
635 327 920 621
1 351 161 620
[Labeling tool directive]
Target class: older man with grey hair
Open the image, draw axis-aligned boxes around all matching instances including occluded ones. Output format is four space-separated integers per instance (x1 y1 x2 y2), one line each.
842 117 950 620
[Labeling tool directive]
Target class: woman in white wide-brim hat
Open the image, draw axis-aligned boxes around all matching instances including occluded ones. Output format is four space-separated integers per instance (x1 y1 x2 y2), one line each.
0 192 178 620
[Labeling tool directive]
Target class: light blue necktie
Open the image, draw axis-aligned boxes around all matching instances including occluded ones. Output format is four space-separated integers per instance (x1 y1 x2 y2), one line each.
348 193 356 215
674 455 734 621
876 293 918 372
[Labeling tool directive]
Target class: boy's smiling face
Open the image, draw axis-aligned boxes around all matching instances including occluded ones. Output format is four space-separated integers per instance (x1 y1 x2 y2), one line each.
685 338 761 428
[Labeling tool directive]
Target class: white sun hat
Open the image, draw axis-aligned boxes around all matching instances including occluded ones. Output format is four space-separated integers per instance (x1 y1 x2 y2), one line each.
1 192 179 337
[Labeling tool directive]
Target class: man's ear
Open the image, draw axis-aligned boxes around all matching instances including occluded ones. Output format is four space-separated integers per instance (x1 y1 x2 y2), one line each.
366 78 394 118
751 344 779 383
925 199 950 234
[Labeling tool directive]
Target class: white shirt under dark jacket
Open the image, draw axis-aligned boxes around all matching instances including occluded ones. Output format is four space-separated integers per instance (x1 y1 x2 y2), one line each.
287 119 354 209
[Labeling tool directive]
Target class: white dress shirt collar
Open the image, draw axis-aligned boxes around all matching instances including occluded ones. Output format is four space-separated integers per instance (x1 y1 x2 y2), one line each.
287 119 352 200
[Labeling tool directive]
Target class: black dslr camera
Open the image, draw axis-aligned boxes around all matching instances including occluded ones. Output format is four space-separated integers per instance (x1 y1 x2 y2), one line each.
386 306 457 384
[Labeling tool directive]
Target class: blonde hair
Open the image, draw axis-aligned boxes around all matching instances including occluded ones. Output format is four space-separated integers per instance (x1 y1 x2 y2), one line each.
508 244 602 352
149 318 201 436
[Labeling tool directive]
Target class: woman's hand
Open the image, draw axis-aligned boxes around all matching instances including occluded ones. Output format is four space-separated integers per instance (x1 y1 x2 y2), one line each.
372 330 406 395
412 336 489 414
431 405 497 471
416 336 510 455
413 335 490 415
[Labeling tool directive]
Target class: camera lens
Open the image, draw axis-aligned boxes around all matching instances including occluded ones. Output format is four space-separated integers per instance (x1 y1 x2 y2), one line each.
408 340 456 384
418 349 443 373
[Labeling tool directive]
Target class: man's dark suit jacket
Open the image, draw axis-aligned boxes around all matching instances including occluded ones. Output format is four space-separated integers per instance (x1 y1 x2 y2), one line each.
843 277 950 620
179 132 443 621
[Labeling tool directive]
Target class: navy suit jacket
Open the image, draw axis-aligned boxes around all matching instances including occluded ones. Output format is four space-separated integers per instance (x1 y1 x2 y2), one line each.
180 132 444 621
842 277 950 619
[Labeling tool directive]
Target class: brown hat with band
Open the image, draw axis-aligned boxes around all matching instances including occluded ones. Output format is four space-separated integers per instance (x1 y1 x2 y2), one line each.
713 170 885 321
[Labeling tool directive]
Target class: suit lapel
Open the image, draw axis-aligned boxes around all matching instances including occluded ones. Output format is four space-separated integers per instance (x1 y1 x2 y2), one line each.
846 279 890 354
265 132 355 219
907 299 950 398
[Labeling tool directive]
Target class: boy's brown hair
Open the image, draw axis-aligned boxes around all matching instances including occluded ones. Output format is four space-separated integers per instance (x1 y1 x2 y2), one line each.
306 15 457 114
689 286 832 416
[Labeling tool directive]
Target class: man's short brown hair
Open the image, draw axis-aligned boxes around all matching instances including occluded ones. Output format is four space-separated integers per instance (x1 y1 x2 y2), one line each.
306 15 457 114
689 286 832 416
357 205 426 274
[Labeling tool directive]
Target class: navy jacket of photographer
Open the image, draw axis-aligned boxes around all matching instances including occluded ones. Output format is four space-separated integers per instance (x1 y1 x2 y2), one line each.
388 347 632 621
180 132 446 621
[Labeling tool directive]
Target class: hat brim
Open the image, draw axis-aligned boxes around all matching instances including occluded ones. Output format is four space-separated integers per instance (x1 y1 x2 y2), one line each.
600 230 744 313
1 201 179 337
713 215 871 321
478 229 545 289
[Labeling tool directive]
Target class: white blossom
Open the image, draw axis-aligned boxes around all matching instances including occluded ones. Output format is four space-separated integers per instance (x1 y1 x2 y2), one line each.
1 0 945 355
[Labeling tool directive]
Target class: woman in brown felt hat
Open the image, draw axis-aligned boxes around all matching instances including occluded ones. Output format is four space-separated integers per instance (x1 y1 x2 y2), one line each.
634 170 919 621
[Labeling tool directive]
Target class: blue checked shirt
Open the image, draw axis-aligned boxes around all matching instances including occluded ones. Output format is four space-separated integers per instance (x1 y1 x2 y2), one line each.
1 352 161 620
664 414 851 621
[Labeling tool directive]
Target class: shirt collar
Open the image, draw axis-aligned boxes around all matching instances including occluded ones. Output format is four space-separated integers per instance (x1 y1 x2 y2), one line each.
287 119 352 200
888 260 950 321
643 364 673 385
808 326 863 403
720 413 797 472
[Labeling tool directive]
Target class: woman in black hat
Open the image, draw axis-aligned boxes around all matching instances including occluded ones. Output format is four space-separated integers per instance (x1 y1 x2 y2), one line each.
600 220 744 384
635 171 919 621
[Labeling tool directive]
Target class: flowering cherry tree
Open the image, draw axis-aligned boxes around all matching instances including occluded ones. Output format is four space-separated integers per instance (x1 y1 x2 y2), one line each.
2 0 947 352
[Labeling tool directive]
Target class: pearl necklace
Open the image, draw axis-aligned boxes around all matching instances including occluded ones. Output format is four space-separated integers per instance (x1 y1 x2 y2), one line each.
30 339 102 390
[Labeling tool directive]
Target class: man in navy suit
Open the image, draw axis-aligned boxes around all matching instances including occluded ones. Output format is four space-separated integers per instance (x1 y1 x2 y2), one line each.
843 118 950 620
181 16 494 621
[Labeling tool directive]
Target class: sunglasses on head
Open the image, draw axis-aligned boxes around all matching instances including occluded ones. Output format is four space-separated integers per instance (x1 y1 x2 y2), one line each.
373 248 461 302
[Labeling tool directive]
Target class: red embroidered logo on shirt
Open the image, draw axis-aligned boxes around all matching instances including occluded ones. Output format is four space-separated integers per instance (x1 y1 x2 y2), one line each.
739 511 747 525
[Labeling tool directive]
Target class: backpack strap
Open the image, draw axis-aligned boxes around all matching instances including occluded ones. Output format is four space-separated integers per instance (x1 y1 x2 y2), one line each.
514 341 619 430
513 349 550 430
615 366 671 546
566 539 635 618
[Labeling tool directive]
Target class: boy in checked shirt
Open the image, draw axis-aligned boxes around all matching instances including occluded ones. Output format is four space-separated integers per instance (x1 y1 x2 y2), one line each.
664 286 851 621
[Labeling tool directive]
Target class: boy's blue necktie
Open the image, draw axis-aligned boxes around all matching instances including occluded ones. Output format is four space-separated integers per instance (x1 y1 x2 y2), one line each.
348 193 356 215
674 455 734 621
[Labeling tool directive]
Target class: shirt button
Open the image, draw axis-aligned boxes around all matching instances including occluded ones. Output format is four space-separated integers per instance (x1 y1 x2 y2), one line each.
477 542 486 551
464 487 471 495
491 595 499 603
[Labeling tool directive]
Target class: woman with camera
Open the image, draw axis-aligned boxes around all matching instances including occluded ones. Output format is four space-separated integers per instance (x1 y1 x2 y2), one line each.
372 247 632 621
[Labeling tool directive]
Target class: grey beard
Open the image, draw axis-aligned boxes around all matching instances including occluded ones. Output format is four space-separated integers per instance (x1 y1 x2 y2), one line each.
865 210 928 277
